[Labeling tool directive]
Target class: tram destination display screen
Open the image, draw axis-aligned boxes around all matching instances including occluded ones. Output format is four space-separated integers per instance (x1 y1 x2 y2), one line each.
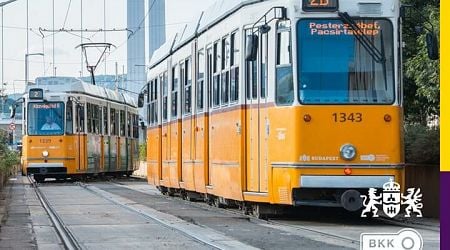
303 0 338 12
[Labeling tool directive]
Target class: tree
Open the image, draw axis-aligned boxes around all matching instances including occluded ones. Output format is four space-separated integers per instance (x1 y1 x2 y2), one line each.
402 0 440 124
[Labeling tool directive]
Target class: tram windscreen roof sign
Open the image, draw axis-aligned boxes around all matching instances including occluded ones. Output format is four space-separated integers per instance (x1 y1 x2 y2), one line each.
303 0 338 12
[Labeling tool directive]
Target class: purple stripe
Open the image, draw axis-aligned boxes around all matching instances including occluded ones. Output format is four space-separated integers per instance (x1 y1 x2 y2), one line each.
441 172 450 249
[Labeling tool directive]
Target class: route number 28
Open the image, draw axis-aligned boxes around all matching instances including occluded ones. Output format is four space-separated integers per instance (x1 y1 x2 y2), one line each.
332 113 363 123
309 0 330 6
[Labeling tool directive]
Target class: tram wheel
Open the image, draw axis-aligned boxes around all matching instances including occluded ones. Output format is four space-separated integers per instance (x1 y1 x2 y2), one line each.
252 205 268 220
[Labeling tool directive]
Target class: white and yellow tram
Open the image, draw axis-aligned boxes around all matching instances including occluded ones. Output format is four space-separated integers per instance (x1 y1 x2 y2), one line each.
17 77 140 182
145 0 405 214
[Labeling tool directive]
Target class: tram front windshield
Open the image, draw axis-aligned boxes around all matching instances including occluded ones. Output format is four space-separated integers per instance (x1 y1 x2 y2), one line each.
28 102 64 136
297 19 395 104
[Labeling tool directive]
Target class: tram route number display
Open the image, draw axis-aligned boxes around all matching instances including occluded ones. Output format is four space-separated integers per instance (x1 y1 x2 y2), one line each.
332 112 363 123
303 0 338 11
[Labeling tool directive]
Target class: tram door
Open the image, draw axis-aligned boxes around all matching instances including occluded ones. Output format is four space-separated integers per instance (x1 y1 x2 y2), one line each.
206 47 213 185
246 30 269 193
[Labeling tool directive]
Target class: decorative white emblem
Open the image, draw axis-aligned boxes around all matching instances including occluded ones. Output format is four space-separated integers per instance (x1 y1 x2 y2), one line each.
361 188 382 218
360 180 423 218
402 188 423 218
382 180 402 218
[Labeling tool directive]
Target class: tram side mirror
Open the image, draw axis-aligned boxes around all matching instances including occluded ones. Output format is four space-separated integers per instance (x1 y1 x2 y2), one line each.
138 93 145 108
426 32 439 60
9 105 16 119
245 34 259 61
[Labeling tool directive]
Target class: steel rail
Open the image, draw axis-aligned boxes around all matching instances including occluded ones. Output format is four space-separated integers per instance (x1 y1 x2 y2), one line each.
27 176 82 250
106 179 361 246
79 182 224 250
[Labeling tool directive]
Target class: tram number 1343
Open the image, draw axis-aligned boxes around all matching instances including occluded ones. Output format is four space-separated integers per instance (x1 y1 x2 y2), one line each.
332 113 363 123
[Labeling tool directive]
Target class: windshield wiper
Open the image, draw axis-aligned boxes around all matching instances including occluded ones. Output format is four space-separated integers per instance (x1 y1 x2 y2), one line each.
338 12 385 64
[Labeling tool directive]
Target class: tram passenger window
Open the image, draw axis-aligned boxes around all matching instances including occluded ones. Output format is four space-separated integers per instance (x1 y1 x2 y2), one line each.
133 114 139 139
152 78 158 124
162 72 168 121
171 66 179 119
276 21 294 105
103 107 108 135
197 49 205 112
261 33 268 99
230 32 240 103
110 108 117 135
207 48 213 108
221 72 229 105
221 36 230 105
245 31 258 100
87 103 92 133
66 100 73 134
120 110 126 136
183 59 192 115
76 104 85 133
213 42 220 107
231 68 239 102
252 60 257 99
94 105 101 134
127 113 132 137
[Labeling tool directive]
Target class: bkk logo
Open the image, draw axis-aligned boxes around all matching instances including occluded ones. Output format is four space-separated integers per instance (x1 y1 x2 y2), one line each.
360 180 423 218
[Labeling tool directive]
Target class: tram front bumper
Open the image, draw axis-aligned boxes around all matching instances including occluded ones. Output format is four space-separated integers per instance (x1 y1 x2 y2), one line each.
27 163 67 176
293 175 394 211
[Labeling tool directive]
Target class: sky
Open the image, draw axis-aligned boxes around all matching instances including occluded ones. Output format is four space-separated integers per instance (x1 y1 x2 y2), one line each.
0 0 215 94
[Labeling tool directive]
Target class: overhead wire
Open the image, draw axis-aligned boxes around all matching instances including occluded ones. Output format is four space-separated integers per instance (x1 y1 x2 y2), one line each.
62 0 72 29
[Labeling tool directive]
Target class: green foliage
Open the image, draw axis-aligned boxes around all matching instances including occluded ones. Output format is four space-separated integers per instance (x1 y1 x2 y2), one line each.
139 144 147 161
402 0 440 124
404 124 440 164
0 131 19 174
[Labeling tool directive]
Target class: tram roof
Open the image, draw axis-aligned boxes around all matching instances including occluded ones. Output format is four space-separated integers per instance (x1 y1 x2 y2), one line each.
30 77 137 107
150 0 261 68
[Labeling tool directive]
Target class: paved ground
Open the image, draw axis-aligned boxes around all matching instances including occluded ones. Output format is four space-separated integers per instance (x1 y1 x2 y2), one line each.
0 176 441 249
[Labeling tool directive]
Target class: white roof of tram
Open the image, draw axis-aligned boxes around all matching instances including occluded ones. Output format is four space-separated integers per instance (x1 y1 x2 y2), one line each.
30 77 137 107
149 0 261 68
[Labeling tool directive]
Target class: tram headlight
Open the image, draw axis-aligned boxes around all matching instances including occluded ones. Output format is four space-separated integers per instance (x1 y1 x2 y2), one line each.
42 151 49 158
340 144 356 161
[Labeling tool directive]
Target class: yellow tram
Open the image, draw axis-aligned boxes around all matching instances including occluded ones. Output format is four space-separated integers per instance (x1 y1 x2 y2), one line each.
16 77 140 182
145 0 404 214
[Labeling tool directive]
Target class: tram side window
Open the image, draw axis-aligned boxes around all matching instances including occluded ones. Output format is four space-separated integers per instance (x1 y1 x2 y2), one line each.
245 30 258 100
162 72 168 121
148 79 159 125
103 107 108 135
133 114 139 139
197 49 205 112
171 66 179 119
183 59 192 115
153 78 159 124
94 105 101 134
120 110 126 136
221 36 230 105
110 108 117 135
66 100 73 134
261 32 268 99
127 112 132 137
230 31 240 103
76 104 85 133
87 103 92 133
276 20 293 105
213 42 220 107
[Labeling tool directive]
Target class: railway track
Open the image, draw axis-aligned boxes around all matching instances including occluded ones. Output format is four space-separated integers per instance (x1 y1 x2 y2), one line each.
27 176 82 250
107 178 438 249
78 181 257 250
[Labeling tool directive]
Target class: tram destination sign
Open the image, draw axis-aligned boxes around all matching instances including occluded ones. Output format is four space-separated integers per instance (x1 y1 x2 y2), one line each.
303 0 338 12
29 88 44 100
